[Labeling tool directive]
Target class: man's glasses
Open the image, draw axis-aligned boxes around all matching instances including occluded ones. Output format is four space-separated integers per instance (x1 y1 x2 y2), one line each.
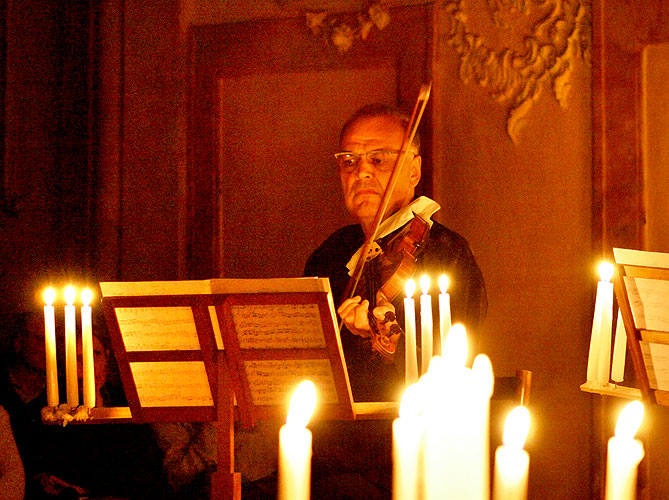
334 149 405 172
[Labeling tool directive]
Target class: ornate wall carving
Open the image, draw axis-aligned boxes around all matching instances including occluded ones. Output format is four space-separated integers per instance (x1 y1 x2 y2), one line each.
437 0 591 143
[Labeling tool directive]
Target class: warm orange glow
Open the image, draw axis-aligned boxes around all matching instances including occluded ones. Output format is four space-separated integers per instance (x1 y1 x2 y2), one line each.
615 401 644 439
420 275 430 295
405 279 416 299
443 324 467 368
439 274 449 294
64 286 76 305
503 406 531 449
81 289 93 307
286 380 317 428
44 287 56 306
599 262 614 283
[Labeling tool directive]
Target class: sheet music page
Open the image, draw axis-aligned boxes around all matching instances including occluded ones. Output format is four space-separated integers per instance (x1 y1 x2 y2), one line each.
115 307 201 351
243 359 339 406
231 303 326 349
641 342 669 391
624 276 669 332
130 361 214 407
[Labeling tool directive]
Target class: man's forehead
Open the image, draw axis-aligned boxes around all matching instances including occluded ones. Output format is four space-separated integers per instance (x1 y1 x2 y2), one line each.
341 116 405 147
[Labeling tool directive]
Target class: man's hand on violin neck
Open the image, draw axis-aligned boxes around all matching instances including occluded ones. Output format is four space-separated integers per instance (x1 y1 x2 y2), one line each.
337 292 397 339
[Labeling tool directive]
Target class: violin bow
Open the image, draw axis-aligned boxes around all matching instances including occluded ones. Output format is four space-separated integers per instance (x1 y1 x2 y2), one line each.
340 82 432 327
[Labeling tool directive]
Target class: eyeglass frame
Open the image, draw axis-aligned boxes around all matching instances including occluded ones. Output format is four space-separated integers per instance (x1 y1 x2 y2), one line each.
333 149 417 172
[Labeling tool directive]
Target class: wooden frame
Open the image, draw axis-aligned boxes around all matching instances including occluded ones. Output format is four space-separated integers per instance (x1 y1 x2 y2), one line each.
612 247 669 406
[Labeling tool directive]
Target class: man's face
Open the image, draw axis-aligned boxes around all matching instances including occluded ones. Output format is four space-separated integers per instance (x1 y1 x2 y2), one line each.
339 116 421 232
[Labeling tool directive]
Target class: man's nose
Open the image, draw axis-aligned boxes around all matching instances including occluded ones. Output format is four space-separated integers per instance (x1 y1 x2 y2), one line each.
355 156 375 178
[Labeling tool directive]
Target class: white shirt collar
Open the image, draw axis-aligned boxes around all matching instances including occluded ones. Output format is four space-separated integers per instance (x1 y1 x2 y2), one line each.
345 196 441 275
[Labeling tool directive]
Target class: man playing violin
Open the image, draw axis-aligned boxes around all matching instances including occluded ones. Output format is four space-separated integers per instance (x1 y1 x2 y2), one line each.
305 103 487 402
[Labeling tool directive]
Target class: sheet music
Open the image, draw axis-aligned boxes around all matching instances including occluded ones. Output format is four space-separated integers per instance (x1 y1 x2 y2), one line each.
641 342 669 391
115 307 201 351
231 303 326 349
130 361 214 407
244 359 339 406
624 276 669 332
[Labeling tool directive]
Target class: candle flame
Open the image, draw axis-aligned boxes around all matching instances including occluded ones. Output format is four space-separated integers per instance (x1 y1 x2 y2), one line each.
64 286 76 305
599 262 614 283
503 406 530 449
399 383 423 419
44 287 56 306
419 275 430 295
443 324 467 368
439 274 449 294
405 279 416 298
286 380 317 428
82 289 93 307
472 354 495 397
615 400 644 439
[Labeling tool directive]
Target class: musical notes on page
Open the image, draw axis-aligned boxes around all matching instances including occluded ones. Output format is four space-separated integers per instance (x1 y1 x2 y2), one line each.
115 307 201 351
244 359 339 406
624 276 669 332
232 303 326 349
130 361 214 407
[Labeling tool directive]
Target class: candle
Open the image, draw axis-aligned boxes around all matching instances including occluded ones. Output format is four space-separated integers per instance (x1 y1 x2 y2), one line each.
404 279 418 386
393 384 423 500
419 275 433 375
605 401 645 500
64 285 78 407
43 287 59 407
611 309 627 383
279 380 316 500
493 406 530 500
438 274 451 356
81 289 95 408
587 262 614 384
424 325 494 500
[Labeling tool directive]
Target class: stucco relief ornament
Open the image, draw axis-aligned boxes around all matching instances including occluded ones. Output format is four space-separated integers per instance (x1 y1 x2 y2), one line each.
306 2 391 53
438 0 591 143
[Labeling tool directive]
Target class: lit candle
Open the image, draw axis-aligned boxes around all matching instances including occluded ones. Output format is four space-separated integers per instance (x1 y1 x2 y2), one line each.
587 262 614 384
404 279 418 386
597 263 615 385
605 401 645 500
611 309 626 383
81 289 95 408
419 275 433 375
438 274 451 356
424 325 493 500
43 287 59 407
393 384 423 500
493 406 530 500
279 380 316 500
64 285 78 406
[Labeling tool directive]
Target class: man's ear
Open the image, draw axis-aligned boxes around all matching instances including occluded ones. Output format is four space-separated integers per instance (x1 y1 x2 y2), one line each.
409 155 422 188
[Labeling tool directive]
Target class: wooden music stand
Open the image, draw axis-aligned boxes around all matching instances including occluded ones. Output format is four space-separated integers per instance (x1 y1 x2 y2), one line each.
99 277 397 500
610 247 669 406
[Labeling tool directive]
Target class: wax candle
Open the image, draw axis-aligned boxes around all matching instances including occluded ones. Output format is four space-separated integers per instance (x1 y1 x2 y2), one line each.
43 287 59 407
419 275 433 375
493 406 530 500
279 380 316 500
81 289 95 408
611 309 627 383
393 384 423 500
587 262 614 384
404 279 418 386
438 274 451 357
605 401 645 500
64 286 78 406
424 325 494 500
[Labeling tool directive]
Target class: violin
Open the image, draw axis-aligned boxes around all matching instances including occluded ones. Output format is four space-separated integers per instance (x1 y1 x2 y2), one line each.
340 83 432 360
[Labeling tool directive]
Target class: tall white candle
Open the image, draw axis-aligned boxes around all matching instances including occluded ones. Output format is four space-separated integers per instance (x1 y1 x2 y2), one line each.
424 325 493 500
279 380 316 500
438 274 452 357
493 406 530 500
611 309 627 383
404 280 418 386
605 401 645 500
43 287 59 407
81 289 95 408
419 275 433 375
393 384 423 500
587 262 614 384
598 263 615 384
64 285 78 407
